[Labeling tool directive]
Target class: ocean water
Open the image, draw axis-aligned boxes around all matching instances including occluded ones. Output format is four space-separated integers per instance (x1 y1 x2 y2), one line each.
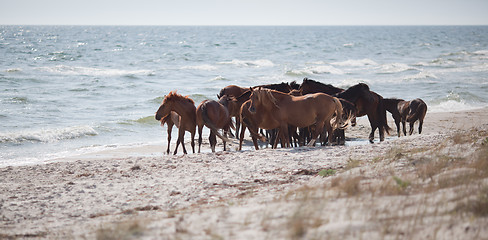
1 26 487 166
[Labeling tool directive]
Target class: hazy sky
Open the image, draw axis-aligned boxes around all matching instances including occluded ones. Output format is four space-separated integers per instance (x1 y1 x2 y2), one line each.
1 0 487 26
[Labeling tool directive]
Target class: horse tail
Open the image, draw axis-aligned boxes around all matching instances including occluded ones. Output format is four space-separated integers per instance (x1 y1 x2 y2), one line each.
378 98 392 135
201 102 229 143
331 97 350 130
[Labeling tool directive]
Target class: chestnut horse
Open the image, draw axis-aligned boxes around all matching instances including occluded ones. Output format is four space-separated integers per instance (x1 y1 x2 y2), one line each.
159 111 180 154
384 98 427 136
218 90 252 139
196 100 233 153
238 100 268 150
249 88 349 148
155 91 196 155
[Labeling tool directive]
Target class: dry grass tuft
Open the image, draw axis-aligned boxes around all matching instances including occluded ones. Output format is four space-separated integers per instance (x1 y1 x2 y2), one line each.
96 219 147 240
339 176 362 197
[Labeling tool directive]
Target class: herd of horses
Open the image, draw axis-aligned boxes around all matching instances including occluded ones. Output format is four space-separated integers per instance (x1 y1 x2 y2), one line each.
155 78 427 155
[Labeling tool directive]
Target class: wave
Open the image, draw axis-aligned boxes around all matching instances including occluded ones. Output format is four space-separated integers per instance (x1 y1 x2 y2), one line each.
118 116 158 126
377 63 418 74
402 71 438 81
429 91 487 113
286 65 344 76
330 59 378 67
181 64 218 71
0 125 98 144
36 65 154 77
218 59 274 68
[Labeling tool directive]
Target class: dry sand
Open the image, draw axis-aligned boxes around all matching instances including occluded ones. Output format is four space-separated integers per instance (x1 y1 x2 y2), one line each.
1 108 488 239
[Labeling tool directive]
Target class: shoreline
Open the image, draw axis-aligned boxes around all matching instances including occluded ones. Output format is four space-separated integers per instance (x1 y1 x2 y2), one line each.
1 107 488 239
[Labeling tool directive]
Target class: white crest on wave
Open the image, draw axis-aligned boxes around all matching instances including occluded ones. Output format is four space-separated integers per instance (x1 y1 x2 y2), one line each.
181 64 218 71
36 65 154 76
0 125 98 143
330 59 378 67
218 59 274 68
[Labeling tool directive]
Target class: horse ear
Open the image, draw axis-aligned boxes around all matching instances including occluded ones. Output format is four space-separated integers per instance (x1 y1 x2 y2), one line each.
249 87 253 92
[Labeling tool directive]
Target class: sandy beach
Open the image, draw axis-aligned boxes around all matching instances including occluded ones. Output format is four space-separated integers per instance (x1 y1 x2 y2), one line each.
1 108 488 239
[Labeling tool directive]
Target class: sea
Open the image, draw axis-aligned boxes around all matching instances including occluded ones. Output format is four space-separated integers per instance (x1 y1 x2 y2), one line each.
1 25 488 166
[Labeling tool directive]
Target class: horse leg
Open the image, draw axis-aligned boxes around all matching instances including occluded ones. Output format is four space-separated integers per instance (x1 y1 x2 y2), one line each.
236 118 241 140
174 129 186 155
419 119 423 134
190 130 196 154
223 129 227 151
409 121 415 135
402 119 407 136
209 130 217 153
197 125 203 153
166 123 173 154
394 118 401 137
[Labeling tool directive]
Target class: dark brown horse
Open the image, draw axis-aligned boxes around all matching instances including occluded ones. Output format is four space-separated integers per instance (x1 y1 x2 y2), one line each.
334 83 391 143
196 100 233 153
385 98 427 136
248 88 350 148
406 98 427 135
159 111 180 154
299 79 390 143
155 91 196 155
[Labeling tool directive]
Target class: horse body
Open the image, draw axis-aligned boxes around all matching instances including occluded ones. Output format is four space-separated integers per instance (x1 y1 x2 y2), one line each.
406 98 427 135
196 100 232 153
155 91 196 154
384 98 427 136
249 88 348 148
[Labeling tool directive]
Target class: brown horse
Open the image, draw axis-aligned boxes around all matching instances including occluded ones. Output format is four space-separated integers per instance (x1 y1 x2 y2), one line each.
238 100 268 150
155 91 196 155
248 88 349 148
406 98 427 135
218 90 252 139
159 111 180 154
334 83 391 143
300 79 390 143
196 100 233 153
385 98 427 136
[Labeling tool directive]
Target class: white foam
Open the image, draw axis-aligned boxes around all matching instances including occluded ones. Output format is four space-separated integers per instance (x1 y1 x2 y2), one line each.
377 63 417 74
36 65 154 77
403 71 438 81
330 59 378 67
287 65 344 75
0 125 98 143
428 100 482 113
218 59 274 67
181 64 218 71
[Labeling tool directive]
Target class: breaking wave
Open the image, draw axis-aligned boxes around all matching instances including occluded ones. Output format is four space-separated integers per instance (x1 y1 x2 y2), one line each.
0 125 98 144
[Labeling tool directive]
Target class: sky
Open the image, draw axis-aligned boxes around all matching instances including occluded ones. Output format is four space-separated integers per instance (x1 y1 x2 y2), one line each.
1 0 487 26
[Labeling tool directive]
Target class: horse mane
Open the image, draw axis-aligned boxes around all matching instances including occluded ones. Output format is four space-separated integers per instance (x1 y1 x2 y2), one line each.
163 91 195 105
254 82 292 93
289 81 300 90
300 78 344 94
255 88 280 109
